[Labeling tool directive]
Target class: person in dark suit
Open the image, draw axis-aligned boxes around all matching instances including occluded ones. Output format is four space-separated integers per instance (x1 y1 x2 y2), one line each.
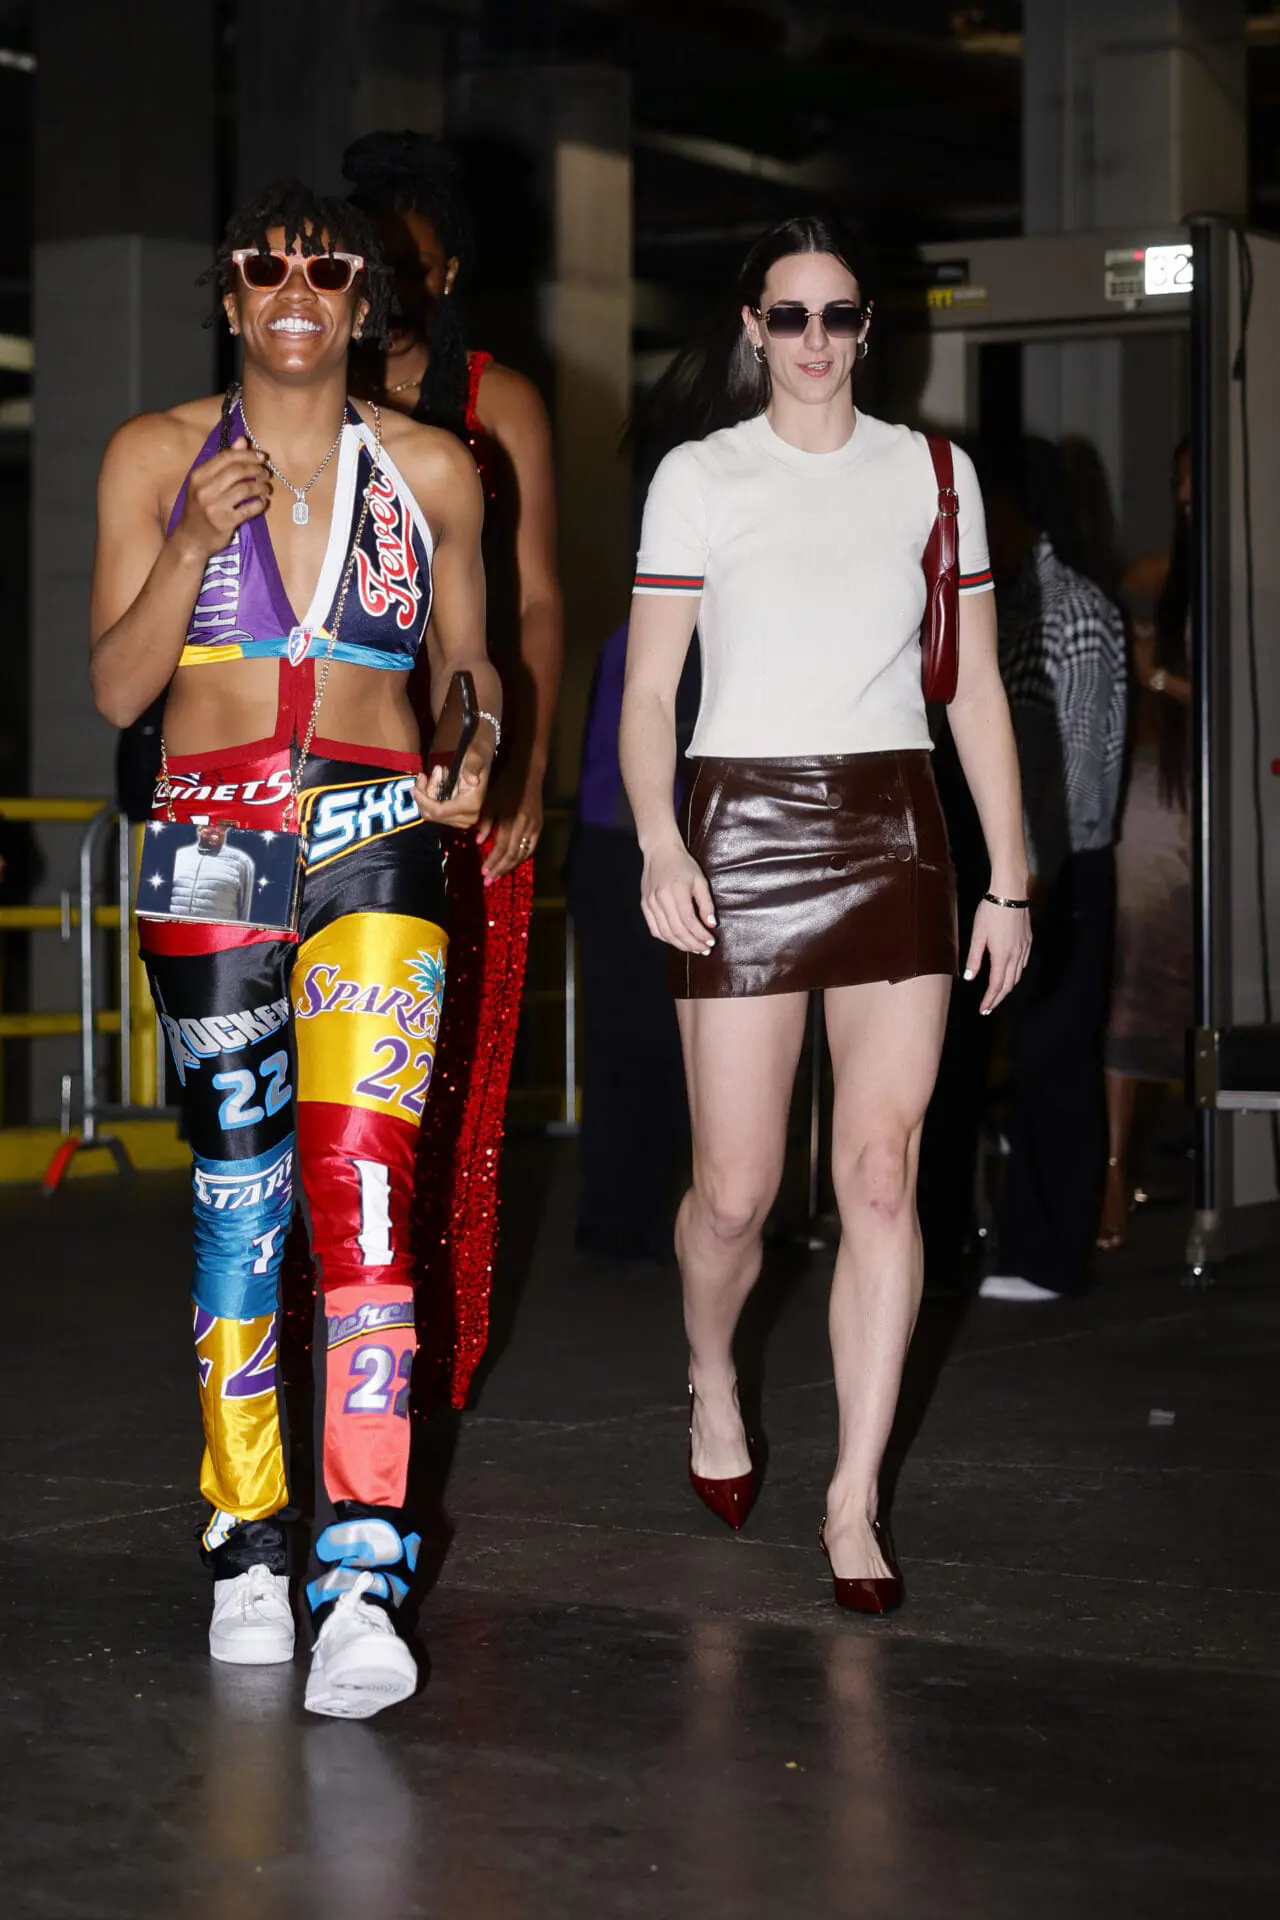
568 621 698 1261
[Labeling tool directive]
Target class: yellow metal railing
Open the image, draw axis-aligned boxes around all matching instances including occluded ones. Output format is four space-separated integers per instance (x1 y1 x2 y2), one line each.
0 800 166 1175
0 907 121 929
0 1011 122 1040
0 798 105 823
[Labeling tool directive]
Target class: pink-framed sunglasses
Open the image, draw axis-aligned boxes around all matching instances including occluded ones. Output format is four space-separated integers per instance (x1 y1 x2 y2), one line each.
231 248 365 294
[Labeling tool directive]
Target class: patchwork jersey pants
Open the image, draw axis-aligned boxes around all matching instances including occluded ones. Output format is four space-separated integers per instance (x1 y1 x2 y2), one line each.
140 744 445 1618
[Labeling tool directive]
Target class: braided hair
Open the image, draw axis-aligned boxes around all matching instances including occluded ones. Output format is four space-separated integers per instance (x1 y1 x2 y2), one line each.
201 176 393 344
342 130 475 441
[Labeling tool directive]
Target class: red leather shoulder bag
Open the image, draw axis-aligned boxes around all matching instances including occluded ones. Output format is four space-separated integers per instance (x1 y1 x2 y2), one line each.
920 434 960 705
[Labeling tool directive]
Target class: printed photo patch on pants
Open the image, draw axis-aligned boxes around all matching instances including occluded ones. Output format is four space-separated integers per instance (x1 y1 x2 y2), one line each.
137 819 303 933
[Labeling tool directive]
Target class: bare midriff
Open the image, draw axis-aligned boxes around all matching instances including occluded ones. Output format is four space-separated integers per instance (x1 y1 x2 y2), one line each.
162 656 421 759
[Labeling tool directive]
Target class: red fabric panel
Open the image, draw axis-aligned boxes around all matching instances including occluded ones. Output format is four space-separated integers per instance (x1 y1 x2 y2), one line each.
294 1100 418 1291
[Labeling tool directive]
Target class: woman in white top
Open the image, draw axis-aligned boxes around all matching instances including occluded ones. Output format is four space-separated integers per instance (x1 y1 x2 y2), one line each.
619 215 1031 1612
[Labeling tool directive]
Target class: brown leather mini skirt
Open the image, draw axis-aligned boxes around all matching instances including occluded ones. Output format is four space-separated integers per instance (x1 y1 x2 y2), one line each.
671 750 957 999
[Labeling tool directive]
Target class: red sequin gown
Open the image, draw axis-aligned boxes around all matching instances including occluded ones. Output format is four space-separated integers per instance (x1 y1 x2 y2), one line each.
281 353 534 1413
411 359 534 1408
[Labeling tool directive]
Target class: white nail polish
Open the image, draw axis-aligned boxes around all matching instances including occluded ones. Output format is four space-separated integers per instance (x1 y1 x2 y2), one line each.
963 968 975 981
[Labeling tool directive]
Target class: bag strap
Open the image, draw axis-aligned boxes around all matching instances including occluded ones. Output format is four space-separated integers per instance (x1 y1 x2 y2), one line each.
925 434 958 533
218 385 238 453
923 433 959 588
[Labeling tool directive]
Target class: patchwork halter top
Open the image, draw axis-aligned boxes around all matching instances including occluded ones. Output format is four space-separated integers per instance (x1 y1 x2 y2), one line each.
169 399 433 672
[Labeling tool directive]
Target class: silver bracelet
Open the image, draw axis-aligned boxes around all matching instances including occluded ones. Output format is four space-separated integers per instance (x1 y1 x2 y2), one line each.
477 708 502 750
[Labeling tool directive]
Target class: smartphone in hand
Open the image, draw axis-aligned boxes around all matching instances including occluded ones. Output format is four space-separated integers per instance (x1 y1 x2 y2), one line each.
439 670 479 801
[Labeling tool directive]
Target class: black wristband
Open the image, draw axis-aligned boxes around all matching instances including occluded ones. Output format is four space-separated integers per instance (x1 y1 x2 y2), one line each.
984 890 1031 910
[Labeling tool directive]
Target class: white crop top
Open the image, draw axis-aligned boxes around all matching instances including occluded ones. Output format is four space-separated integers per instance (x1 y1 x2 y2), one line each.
633 409 993 759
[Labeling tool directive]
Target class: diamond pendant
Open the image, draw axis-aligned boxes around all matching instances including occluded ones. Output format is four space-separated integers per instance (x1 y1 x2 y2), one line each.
292 499 309 526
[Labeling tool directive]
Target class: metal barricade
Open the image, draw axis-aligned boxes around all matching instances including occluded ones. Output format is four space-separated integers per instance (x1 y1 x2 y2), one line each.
43 807 137 1192
0 797 175 1192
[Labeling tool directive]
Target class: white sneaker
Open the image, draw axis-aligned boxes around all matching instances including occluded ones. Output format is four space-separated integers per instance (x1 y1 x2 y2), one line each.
979 1274 1064 1302
208 1564 295 1665
304 1572 418 1720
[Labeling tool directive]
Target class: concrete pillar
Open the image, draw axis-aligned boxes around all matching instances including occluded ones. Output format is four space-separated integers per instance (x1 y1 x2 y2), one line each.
450 65 632 789
911 333 976 436
1022 0 1245 570
33 0 216 803
236 0 445 199
30 1 216 1119
1024 0 1246 237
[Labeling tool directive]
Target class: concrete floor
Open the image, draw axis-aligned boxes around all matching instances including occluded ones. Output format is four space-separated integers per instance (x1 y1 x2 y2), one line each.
2 1141 1278 1918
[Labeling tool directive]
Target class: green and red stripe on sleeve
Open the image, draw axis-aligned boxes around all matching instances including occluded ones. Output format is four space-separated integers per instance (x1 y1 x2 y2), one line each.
958 566 994 594
633 571 705 595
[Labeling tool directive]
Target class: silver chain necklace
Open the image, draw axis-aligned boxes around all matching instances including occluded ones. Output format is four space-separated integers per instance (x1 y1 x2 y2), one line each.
238 389 345 525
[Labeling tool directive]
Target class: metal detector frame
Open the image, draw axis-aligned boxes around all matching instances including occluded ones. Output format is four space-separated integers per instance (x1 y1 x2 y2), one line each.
1185 215 1280 1284
878 222 1280 1283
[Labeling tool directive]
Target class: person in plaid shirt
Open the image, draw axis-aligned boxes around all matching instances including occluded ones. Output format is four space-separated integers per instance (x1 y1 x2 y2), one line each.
977 439 1127 1302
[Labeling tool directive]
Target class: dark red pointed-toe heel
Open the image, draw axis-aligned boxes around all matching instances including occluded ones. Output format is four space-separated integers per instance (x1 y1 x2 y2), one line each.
688 1386 758 1530
818 1518 905 1615
689 1447 758 1530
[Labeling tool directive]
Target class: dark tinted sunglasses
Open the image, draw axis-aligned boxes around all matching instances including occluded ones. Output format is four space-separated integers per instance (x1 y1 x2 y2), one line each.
232 248 364 294
755 300 869 339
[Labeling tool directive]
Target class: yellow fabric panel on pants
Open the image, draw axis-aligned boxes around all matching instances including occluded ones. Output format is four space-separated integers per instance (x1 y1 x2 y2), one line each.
193 1307 289 1524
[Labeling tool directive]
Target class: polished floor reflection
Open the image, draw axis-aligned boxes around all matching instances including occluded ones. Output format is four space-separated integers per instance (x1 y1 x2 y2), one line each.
2 1144 1277 1917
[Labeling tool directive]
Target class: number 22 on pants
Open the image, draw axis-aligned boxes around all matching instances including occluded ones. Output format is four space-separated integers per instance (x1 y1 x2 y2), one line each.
212 1049 292 1130
291 911 447 1128
322 1284 417 1507
344 1343 413 1415
353 1035 434 1119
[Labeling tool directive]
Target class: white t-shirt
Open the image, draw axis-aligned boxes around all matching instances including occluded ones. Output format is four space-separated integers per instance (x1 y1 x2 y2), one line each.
633 409 993 758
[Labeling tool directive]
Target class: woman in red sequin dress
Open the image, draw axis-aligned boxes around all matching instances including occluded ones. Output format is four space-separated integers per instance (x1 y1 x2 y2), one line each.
343 131 563 1407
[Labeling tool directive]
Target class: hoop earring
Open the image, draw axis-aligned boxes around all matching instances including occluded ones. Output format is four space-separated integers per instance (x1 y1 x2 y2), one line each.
856 338 869 360
753 343 766 365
